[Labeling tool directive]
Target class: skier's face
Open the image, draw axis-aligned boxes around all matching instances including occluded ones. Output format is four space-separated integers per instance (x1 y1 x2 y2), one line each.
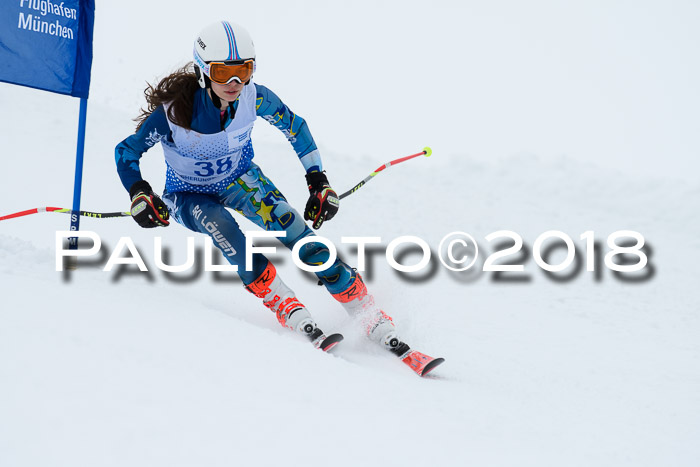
210 80 244 106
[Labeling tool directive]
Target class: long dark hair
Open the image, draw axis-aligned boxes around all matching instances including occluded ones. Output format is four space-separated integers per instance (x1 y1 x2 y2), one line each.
135 63 201 131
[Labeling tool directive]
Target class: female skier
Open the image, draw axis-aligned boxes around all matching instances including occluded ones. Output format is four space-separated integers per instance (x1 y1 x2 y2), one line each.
115 21 442 374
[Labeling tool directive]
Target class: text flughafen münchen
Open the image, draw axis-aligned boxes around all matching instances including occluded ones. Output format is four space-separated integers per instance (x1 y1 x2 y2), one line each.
17 0 78 39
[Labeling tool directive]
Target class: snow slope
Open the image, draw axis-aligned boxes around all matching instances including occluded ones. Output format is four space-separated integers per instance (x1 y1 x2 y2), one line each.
2 2 700 466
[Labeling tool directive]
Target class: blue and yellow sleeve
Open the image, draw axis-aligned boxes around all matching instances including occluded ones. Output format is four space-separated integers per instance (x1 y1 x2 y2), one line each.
114 106 170 192
254 83 323 173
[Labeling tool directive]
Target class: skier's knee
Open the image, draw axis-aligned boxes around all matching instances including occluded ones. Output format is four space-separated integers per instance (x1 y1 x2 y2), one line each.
296 240 332 266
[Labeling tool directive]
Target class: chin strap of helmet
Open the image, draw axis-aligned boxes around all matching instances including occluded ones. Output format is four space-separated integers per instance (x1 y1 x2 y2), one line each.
209 84 222 109
195 65 224 109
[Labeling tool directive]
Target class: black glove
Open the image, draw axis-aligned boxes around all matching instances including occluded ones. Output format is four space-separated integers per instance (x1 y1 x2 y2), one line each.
304 171 339 230
129 180 170 228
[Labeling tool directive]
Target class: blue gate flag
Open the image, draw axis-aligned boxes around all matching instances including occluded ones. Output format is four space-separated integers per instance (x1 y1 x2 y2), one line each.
0 0 95 98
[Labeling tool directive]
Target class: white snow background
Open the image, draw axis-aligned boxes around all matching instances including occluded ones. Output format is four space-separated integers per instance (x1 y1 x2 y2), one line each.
1 1 699 466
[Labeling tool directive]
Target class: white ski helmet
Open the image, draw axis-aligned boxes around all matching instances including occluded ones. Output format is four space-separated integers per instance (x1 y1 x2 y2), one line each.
193 21 256 88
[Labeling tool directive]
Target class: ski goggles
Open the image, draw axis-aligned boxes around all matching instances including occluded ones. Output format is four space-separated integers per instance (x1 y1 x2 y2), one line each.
201 58 255 85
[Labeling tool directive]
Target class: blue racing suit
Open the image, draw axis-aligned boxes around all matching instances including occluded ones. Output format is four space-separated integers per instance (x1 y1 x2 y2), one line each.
115 82 355 292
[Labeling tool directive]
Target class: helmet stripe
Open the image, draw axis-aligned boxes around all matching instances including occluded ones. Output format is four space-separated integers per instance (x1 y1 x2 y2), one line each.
222 21 239 60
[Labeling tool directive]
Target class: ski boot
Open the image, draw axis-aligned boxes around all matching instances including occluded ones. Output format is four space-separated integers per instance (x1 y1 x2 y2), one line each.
246 262 343 352
333 273 444 375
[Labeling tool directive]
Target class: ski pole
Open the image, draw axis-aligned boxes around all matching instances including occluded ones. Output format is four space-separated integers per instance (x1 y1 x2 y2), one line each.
1 147 434 220
0 207 130 222
338 147 432 200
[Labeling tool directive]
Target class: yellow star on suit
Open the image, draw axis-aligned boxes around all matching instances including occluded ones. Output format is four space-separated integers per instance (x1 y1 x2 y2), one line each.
256 200 274 226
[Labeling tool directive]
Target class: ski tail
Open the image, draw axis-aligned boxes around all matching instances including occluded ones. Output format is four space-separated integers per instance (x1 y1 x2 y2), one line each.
304 324 344 352
388 338 444 376
401 350 445 376
318 333 344 352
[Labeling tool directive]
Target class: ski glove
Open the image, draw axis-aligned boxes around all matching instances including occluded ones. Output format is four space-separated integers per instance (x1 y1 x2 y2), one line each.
304 171 339 230
129 180 170 228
